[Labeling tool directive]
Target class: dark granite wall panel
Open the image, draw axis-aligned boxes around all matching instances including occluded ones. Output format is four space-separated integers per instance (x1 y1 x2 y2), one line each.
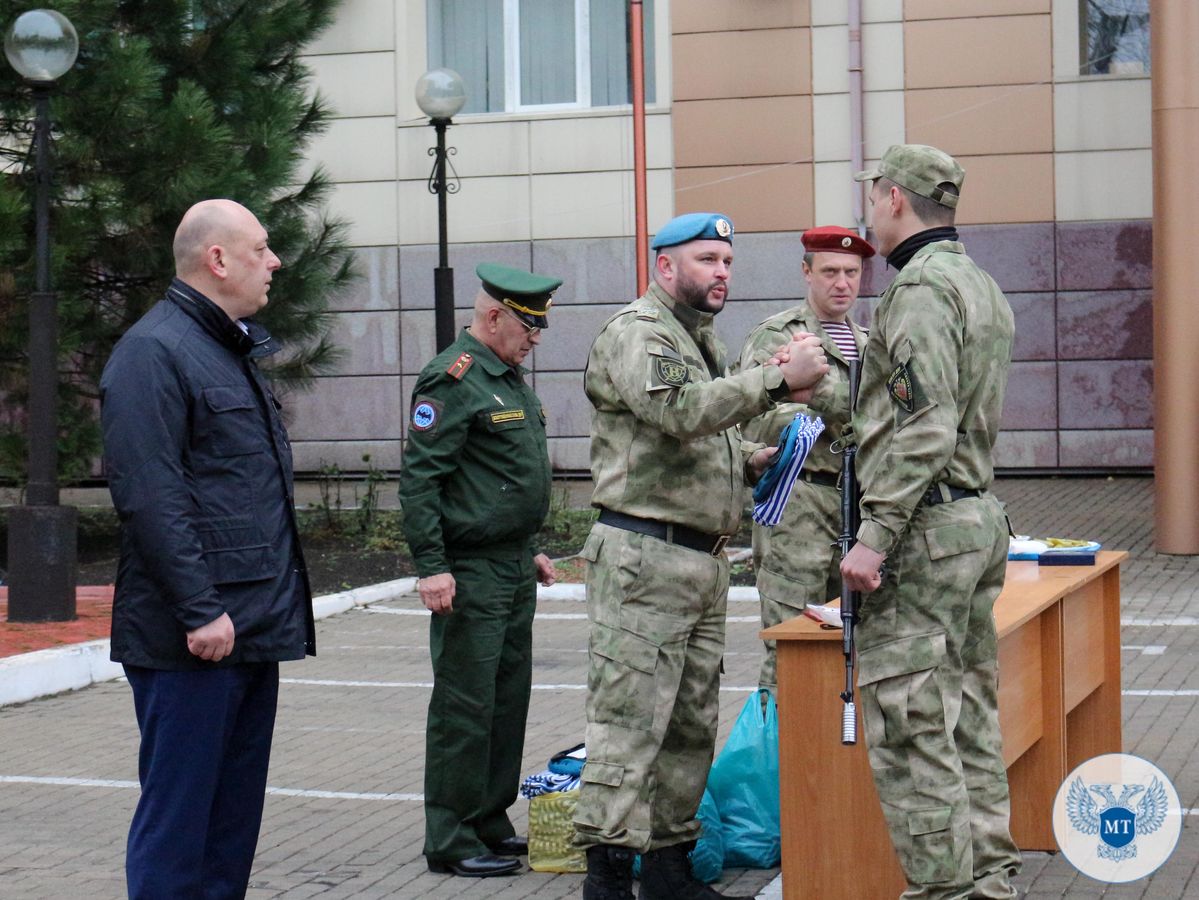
531 238 637 305
1003 362 1058 430
1058 360 1153 430
1059 429 1154 468
994 430 1057 470
957 223 1057 293
1056 220 1152 291
292 219 1159 474
398 241 533 310
1007 292 1056 361
1057 290 1152 360
533 304 624 372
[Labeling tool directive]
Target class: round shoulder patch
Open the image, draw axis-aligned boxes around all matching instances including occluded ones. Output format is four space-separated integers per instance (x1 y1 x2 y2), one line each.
411 401 438 432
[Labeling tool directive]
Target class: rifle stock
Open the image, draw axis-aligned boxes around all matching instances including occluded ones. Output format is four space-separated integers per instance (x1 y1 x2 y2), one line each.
838 361 862 745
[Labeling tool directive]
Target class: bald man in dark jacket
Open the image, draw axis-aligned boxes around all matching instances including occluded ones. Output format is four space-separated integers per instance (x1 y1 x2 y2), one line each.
101 199 313 899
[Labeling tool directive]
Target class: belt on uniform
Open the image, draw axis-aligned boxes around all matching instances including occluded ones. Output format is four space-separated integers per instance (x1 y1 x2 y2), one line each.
800 470 839 488
921 484 982 507
597 508 730 557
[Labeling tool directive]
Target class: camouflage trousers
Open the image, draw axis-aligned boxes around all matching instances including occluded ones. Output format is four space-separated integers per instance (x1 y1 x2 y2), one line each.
754 479 843 692
573 523 729 852
856 495 1021 900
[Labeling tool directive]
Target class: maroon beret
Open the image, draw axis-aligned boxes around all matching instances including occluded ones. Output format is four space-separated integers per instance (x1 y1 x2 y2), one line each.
801 225 876 258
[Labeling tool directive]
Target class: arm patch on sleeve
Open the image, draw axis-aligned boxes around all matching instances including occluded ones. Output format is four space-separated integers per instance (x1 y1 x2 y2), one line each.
887 358 932 424
410 396 443 434
654 356 690 388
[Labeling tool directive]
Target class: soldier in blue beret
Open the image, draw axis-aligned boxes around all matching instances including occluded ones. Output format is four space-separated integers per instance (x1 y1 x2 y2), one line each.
574 214 830 900
401 262 561 878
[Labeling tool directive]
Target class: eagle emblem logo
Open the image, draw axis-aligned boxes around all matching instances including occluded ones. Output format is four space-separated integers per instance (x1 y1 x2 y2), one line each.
1066 777 1168 862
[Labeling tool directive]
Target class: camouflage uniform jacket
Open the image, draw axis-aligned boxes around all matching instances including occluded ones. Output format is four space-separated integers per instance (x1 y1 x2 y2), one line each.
737 301 867 475
399 328 551 577
853 240 1013 555
586 281 788 536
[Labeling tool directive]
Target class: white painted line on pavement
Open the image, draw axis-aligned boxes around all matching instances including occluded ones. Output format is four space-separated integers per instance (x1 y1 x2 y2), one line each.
282 677 761 693
362 607 428 616
7 776 1189 814
0 775 139 789
284 678 435 688
1122 616 1199 627
0 775 422 802
266 787 422 801
363 607 763 623
1122 645 1167 655
537 584 761 602
1123 690 1199 696
0 579 419 708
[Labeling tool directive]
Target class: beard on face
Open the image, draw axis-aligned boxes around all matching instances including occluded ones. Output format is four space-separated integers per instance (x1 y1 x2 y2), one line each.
676 270 726 314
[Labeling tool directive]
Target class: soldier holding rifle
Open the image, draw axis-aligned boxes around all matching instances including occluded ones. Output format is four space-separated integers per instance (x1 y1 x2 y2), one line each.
841 144 1021 899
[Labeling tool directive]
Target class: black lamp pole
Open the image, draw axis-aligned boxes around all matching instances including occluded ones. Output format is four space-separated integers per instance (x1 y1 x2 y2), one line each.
428 117 459 352
7 81 77 622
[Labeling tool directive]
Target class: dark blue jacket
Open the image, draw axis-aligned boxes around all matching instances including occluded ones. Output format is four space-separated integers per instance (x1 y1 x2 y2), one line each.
100 278 315 669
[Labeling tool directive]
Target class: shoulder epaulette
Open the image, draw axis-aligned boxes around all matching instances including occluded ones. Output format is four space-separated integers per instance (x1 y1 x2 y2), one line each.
634 305 659 321
446 352 474 380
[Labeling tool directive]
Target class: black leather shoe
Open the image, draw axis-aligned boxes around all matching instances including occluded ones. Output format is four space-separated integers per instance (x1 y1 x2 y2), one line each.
486 835 528 856
426 854 521 877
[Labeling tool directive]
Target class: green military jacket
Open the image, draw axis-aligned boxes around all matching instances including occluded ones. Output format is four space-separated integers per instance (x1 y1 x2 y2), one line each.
586 281 787 536
736 301 867 476
853 240 1013 555
399 328 551 577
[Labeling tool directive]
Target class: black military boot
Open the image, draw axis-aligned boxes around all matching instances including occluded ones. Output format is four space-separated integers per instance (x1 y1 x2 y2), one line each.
638 842 754 900
582 845 636 900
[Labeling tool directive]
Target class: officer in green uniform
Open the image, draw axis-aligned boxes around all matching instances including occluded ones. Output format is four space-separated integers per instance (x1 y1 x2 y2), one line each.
737 225 874 695
574 213 830 900
400 263 561 878
841 145 1022 899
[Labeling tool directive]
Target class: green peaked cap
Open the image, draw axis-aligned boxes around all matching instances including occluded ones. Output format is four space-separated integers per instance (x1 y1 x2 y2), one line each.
476 262 562 329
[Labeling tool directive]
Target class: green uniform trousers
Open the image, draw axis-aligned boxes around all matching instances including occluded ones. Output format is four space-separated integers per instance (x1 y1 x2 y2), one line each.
424 553 536 862
756 479 843 692
573 524 729 852
856 495 1020 899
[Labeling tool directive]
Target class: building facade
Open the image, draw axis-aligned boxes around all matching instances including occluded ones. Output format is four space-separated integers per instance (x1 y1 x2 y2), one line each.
288 0 1153 474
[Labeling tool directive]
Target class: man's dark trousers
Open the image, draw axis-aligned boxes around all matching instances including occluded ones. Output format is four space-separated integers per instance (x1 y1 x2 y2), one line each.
424 553 536 863
124 662 279 899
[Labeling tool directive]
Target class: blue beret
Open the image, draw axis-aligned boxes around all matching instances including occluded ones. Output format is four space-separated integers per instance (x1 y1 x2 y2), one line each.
650 212 734 250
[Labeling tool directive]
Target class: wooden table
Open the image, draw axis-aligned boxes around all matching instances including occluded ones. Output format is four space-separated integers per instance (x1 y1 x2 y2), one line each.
761 551 1126 899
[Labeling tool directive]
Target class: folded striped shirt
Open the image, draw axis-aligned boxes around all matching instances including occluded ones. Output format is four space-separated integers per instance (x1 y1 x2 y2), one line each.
752 413 825 527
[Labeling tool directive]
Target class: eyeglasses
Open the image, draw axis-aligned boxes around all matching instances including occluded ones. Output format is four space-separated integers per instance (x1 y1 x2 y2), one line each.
500 306 541 337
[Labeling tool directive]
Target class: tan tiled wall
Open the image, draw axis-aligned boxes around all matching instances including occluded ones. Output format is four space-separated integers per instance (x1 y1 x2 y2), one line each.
282 0 1159 473
671 7 814 231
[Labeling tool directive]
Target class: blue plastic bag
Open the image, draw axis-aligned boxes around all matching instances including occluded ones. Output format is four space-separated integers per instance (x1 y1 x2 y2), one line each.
632 788 725 883
707 689 780 868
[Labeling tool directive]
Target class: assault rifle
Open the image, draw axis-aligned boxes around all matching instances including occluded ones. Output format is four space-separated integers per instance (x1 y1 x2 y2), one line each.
836 361 862 745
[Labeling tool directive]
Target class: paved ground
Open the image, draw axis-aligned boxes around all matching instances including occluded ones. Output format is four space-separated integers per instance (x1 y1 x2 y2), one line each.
1 476 1196 899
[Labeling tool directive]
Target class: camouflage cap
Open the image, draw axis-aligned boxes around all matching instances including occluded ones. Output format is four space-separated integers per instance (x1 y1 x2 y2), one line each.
477 262 561 329
854 144 965 209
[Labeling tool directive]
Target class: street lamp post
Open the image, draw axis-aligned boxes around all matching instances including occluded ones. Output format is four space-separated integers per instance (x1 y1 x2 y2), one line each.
415 68 466 352
4 9 79 622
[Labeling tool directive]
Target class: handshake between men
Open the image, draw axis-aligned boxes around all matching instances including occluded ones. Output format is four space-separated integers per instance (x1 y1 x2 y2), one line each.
745 331 828 485
768 331 829 403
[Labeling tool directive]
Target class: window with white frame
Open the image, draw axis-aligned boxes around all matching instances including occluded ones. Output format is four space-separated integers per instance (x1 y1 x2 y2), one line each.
427 0 656 114
1080 0 1149 76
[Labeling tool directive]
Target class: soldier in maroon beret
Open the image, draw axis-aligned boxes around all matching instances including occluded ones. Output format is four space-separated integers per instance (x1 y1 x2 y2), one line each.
736 224 875 696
